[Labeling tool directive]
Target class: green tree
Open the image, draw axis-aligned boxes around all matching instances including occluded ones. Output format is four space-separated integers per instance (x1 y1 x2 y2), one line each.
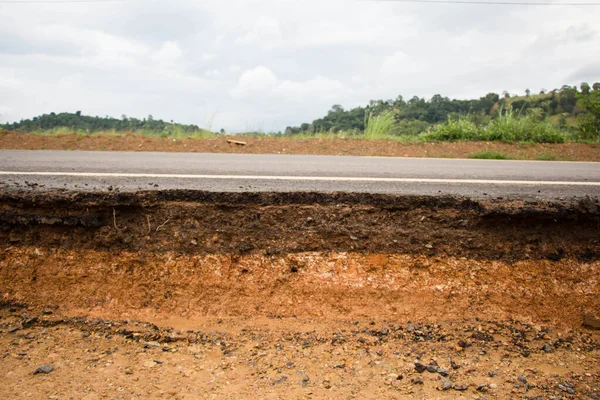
576 83 600 140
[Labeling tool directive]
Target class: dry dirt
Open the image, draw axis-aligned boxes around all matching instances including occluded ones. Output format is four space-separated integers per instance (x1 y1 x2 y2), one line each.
1 191 599 399
1 130 600 161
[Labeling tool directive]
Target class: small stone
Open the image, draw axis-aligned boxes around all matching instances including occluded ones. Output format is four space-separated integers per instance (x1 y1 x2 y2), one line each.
301 375 310 387
142 360 157 368
437 368 450 377
517 376 527 384
274 376 288 385
412 376 424 385
583 313 600 330
42 309 53 315
457 340 471 349
454 384 468 391
124 367 133 375
153 359 164 364
82 332 91 338
414 362 427 373
33 364 54 374
426 364 438 373
425 244 433 249
7 326 20 333
477 384 489 392
442 380 452 391
489 383 498 389
22 317 38 328
18 351 27 356
450 359 461 370
542 343 553 352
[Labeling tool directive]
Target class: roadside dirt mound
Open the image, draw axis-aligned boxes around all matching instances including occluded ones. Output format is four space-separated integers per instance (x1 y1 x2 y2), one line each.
1 130 600 161
1 191 599 398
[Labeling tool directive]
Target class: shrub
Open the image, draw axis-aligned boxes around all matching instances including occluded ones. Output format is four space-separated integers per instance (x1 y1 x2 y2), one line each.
421 116 480 141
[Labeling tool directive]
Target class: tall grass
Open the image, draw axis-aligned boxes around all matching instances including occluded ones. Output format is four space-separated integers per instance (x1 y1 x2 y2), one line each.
364 111 398 139
423 108 565 143
421 116 478 141
481 109 564 143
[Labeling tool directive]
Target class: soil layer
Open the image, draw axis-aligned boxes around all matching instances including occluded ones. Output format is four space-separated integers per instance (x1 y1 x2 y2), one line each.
1 130 600 161
1 191 599 398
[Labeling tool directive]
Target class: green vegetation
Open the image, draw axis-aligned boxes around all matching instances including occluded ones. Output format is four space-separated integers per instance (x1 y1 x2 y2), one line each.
2 82 600 144
421 116 479 141
469 151 512 160
364 111 397 138
284 82 600 143
421 109 565 143
0 111 212 138
535 153 558 161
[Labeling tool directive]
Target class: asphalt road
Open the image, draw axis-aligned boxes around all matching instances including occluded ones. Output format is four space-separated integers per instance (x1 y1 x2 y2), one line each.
1 150 599 199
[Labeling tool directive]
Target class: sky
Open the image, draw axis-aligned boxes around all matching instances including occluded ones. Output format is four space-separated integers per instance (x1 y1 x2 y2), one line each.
1 0 599 132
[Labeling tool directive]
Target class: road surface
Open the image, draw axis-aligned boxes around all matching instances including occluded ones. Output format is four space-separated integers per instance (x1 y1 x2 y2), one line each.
1 150 599 199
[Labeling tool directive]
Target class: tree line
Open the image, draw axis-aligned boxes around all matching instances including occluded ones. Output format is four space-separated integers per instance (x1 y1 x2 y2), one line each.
1 111 202 134
285 83 600 139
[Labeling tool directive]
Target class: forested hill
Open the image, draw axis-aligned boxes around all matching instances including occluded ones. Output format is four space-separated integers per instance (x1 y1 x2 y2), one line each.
2 83 598 137
285 83 598 135
1 111 202 134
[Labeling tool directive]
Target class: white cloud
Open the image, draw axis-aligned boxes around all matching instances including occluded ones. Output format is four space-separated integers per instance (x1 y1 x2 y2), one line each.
200 53 217 62
230 66 278 98
151 41 184 66
275 76 349 102
381 51 423 77
236 16 283 48
0 0 599 132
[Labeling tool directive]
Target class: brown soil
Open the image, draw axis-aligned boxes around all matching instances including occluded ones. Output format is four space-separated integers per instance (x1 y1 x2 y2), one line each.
2 130 600 161
1 191 599 398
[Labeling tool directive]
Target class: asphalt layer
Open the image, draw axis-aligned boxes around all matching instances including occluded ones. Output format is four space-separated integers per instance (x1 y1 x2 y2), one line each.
1 150 599 200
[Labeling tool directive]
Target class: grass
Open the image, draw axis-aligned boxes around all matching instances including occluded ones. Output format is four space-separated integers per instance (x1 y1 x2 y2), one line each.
420 116 478 141
364 111 398 139
534 153 558 161
481 109 565 143
20 126 218 139
469 151 512 160
422 108 567 144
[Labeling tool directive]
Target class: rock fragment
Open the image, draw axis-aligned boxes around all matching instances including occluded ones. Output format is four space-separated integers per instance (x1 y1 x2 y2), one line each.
412 376 424 385
414 362 427 373
583 313 600 330
33 365 54 374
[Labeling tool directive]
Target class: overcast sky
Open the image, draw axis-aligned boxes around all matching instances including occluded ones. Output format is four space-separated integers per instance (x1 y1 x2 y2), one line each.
1 0 599 132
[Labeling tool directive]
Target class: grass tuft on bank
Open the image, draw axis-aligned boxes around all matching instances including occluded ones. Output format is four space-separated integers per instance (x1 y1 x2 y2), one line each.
422 109 566 144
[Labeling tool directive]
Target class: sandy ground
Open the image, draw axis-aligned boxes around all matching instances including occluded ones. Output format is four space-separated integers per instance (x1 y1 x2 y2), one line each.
1 308 599 399
1 130 599 161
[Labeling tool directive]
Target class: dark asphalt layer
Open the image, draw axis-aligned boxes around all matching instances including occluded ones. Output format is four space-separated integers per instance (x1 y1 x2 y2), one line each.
0 150 599 200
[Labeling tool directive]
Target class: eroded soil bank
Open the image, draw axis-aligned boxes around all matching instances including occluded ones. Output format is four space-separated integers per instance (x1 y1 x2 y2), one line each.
1 191 599 398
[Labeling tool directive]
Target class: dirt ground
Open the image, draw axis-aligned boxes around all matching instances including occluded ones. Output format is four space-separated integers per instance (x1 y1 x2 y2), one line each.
1 130 600 161
1 191 599 398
